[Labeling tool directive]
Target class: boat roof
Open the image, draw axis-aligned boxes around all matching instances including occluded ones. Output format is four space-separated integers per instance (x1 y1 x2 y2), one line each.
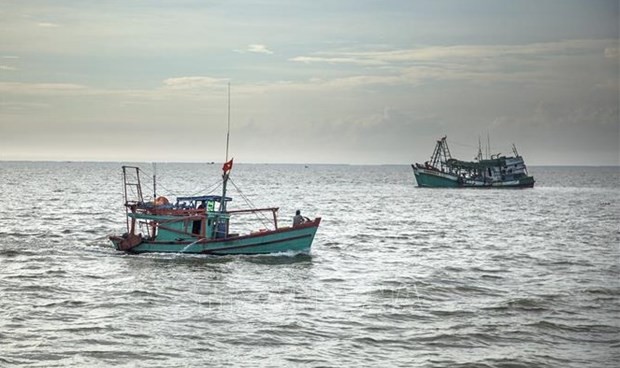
176 195 232 203
446 157 508 169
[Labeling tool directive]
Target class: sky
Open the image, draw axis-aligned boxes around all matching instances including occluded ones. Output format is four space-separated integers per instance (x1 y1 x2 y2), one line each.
0 0 618 165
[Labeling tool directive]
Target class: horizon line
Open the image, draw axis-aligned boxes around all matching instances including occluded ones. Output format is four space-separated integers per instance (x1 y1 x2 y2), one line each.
0 159 618 168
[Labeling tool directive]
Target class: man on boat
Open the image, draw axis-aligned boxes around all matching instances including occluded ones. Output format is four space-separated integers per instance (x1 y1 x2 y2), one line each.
293 210 306 226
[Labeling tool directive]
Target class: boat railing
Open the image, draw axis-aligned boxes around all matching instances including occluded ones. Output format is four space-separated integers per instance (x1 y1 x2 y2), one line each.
226 207 278 215
130 205 280 229
133 205 204 216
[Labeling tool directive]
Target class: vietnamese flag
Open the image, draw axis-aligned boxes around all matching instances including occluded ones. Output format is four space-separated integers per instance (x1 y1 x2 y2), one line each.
222 158 233 174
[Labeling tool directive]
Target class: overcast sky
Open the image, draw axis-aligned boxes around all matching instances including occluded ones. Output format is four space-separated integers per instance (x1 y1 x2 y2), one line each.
1 0 618 165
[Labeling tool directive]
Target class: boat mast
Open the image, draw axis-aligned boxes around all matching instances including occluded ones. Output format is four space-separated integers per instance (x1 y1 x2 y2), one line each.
486 133 491 160
152 162 157 200
512 143 519 157
226 82 231 163
220 82 231 213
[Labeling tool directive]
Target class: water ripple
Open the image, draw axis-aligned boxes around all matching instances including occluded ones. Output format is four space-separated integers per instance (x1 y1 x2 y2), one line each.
0 163 618 367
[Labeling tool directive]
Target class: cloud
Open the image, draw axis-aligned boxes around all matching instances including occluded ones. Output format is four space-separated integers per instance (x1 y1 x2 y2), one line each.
0 101 50 111
290 56 386 66
37 22 60 28
285 39 618 87
162 76 228 90
0 65 17 71
292 39 615 66
0 82 85 95
604 47 619 59
247 44 273 54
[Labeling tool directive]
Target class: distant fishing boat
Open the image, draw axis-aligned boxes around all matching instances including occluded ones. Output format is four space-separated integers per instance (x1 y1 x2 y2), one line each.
109 85 321 254
411 136 535 188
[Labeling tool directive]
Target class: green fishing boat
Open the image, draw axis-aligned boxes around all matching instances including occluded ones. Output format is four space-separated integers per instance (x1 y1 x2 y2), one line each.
411 136 535 188
109 85 320 254
109 163 321 255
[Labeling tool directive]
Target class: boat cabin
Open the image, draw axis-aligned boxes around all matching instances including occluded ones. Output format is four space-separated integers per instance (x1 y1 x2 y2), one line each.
128 195 234 242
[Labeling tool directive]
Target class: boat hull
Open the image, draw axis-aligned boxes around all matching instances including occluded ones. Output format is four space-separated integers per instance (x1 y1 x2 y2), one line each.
412 167 460 188
412 166 534 188
110 218 321 255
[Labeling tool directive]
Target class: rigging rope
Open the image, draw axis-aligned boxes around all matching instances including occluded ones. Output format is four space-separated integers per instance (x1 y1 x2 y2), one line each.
129 166 278 230
447 139 515 159
228 177 274 229
136 167 222 199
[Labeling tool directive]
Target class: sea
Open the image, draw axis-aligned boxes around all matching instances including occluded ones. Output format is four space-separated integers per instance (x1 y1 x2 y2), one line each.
0 162 618 367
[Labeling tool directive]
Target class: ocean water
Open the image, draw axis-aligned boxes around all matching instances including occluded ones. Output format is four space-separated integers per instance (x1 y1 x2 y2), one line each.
0 162 619 367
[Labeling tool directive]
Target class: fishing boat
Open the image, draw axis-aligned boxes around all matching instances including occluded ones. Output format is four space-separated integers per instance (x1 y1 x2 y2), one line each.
411 136 535 188
109 86 321 255
109 164 321 255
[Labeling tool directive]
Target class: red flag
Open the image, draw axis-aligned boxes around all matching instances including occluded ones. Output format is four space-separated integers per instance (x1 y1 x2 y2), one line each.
222 158 233 174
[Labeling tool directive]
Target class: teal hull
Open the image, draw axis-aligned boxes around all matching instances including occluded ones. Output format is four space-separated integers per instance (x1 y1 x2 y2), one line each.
111 219 320 255
413 168 460 188
412 165 534 188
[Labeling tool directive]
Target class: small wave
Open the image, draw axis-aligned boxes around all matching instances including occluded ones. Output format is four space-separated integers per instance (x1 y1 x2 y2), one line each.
322 241 340 246
582 286 620 296
127 290 168 299
0 249 23 257
76 338 123 346
243 252 312 265
67 349 181 362
472 357 555 368
225 334 287 347
59 325 112 334
320 277 345 283
284 357 331 365
384 235 409 240
528 320 620 335
367 286 421 302
407 332 493 348
504 297 550 312
0 356 28 366
471 266 507 273
45 269 67 275
480 274 504 280
36 300 87 308
0 232 31 238
429 309 476 317
452 284 503 297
